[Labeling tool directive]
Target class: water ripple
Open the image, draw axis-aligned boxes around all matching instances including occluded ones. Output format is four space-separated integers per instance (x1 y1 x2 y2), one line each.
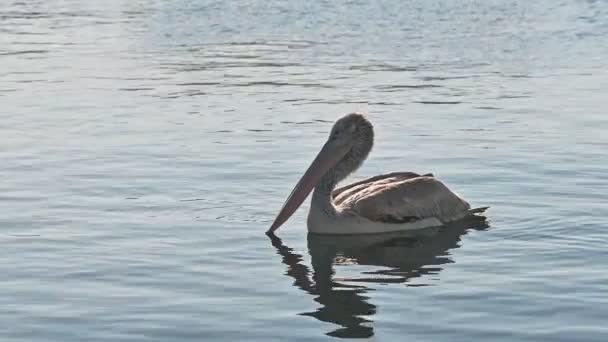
2 0 607 341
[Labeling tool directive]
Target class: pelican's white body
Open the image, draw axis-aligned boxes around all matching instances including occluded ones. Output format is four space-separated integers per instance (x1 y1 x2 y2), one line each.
308 198 469 234
307 206 444 234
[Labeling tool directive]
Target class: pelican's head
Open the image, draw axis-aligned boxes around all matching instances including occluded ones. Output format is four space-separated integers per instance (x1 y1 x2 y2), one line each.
267 113 374 234
327 112 371 145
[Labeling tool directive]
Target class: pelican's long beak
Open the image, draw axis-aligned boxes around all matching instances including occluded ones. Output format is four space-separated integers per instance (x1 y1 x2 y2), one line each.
267 140 350 234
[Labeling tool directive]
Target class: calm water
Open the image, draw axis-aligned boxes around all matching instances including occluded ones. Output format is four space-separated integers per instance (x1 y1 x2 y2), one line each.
2 0 607 340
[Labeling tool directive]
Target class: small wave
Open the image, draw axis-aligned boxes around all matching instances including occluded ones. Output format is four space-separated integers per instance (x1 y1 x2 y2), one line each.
375 84 442 91
414 101 463 105
171 61 303 71
349 64 417 72
496 95 530 99
246 129 272 132
119 87 154 92
176 82 221 86
419 76 471 81
475 106 501 110
225 81 334 88
0 49 48 56
458 128 493 132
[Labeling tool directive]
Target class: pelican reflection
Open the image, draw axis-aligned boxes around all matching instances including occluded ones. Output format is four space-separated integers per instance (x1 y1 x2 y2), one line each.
268 217 489 338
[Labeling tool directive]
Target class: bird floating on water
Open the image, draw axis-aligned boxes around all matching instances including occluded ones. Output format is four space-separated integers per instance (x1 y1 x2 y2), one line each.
267 113 487 235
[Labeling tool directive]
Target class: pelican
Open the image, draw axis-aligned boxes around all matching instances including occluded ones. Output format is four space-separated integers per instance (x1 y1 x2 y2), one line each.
267 112 487 235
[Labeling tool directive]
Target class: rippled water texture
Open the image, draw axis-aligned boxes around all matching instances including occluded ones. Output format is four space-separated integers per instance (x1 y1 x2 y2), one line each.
2 0 607 341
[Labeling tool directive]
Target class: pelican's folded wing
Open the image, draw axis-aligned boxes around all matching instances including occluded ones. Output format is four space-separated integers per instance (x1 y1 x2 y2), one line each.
332 171 431 205
344 176 471 223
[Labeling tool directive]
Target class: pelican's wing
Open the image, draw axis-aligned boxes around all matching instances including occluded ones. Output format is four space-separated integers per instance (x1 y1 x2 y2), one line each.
341 176 472 223
332 172 432 205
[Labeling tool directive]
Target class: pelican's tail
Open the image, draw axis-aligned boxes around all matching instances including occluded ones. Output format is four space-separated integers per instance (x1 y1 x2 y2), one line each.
468 206 489 215
457 206 490 230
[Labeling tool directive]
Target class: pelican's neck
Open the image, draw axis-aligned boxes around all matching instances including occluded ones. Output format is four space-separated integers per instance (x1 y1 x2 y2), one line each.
310 127 374 217
311 169 340 216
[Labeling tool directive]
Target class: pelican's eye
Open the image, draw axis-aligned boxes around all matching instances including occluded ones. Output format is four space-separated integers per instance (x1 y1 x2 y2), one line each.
330 129 340 140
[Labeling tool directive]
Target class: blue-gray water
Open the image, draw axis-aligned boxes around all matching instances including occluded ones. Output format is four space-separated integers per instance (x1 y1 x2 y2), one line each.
2 0 607 341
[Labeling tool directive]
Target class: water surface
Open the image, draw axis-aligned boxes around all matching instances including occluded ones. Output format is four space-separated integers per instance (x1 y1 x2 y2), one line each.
2 0 607 341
